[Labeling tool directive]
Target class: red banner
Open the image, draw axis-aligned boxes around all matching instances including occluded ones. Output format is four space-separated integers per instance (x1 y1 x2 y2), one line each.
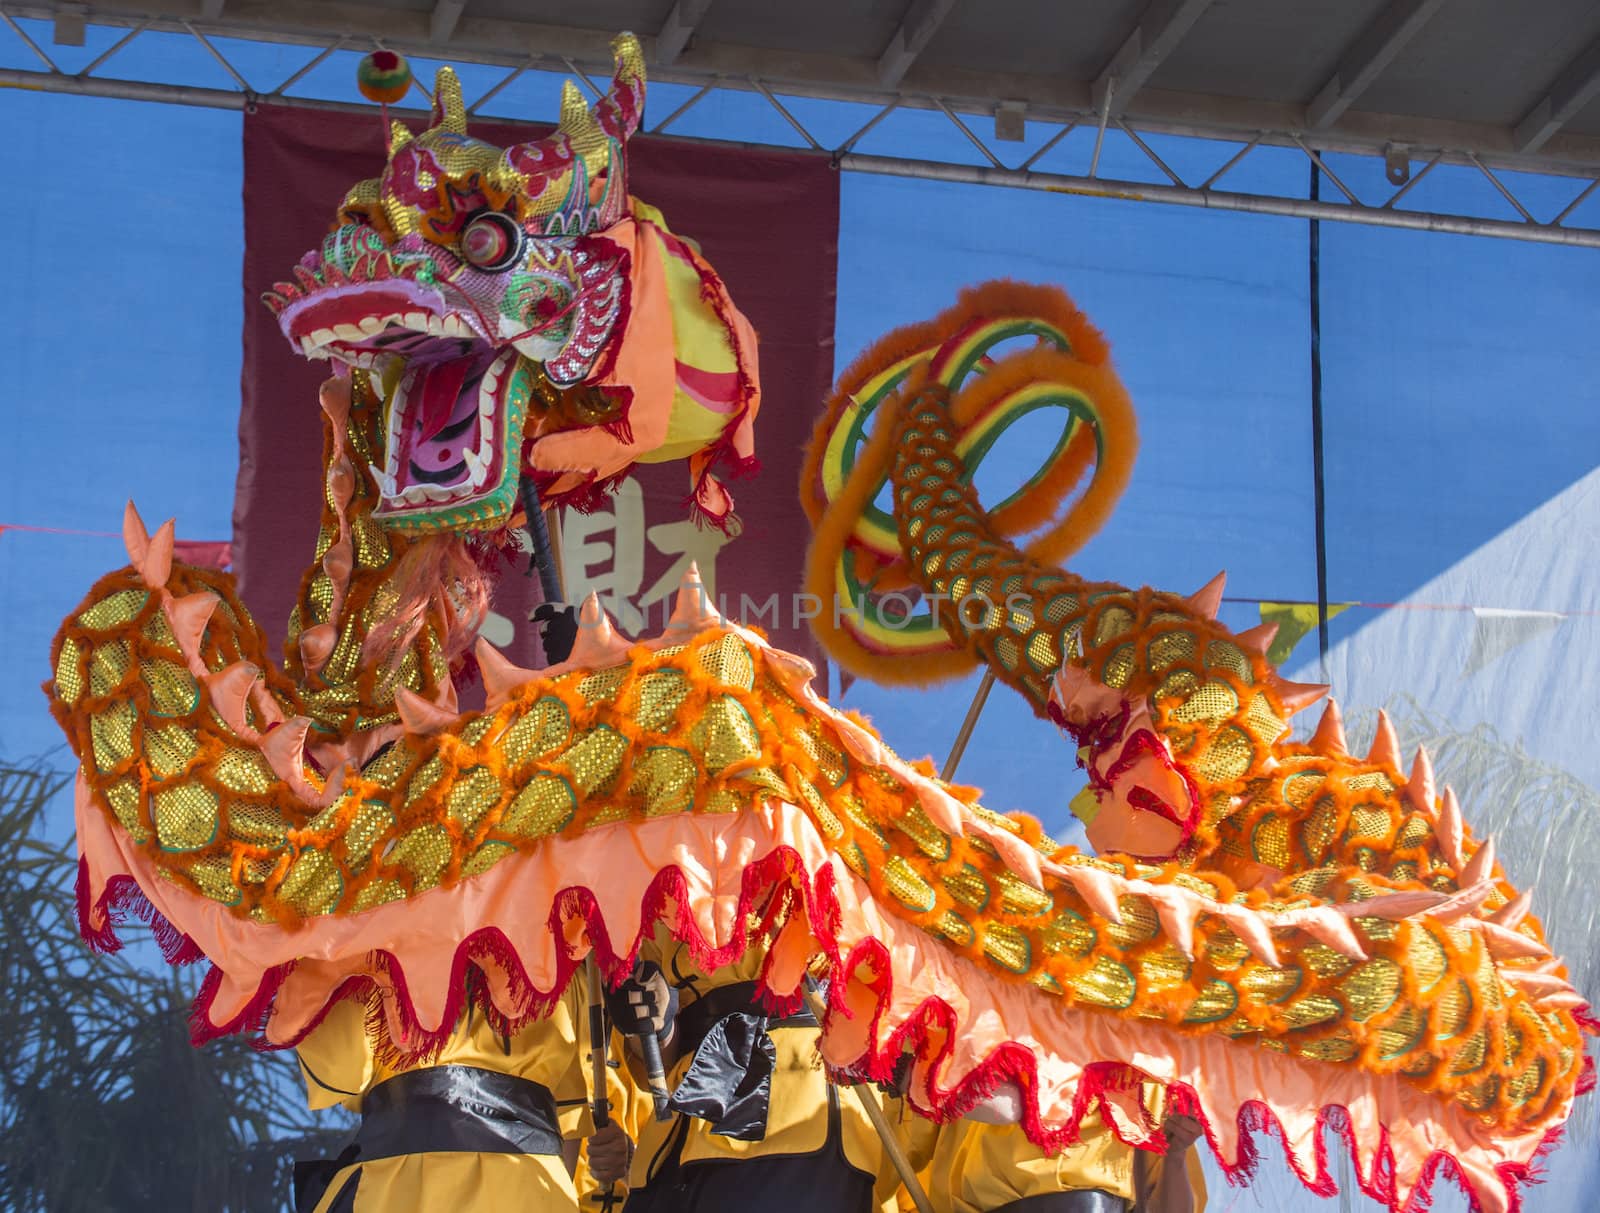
239 103 838 679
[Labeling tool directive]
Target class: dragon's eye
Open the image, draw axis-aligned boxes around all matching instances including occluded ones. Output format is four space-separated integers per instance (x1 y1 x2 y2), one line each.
460 211 525 271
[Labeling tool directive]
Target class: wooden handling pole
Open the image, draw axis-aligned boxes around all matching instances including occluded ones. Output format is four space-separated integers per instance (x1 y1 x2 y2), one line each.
940 669 997 782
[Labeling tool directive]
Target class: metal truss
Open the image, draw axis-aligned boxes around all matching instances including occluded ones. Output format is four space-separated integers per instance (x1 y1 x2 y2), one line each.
4 3 1600 248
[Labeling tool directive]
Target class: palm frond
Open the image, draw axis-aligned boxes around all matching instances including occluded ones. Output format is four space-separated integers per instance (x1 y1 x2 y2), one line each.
0 760 348 1213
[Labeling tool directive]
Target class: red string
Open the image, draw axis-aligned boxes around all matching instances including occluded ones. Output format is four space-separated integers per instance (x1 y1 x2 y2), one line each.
0 522 120 538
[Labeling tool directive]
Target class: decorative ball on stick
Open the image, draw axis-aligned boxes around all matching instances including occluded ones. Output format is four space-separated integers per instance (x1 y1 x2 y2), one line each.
357 50 413 105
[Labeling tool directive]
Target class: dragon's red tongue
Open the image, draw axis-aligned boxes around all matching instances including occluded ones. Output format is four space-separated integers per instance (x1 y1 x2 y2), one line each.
413 357 473 442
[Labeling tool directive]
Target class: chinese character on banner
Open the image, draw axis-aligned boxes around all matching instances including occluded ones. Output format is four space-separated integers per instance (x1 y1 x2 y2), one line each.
560 477 649 633
554 476 737 632
481 458 820 693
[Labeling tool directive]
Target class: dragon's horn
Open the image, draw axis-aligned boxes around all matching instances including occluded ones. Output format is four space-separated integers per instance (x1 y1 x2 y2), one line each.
558 80 601 145
599 33 646 141
554 34 646 149
430 66 468 135
387 119 414 157
499 35 644 222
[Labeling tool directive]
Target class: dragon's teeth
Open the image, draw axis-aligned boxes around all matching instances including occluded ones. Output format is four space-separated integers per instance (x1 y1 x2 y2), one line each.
404 311 428 331
358 316 387 335
479 351 511 413
463 448 487 486
332 323 366 341
310 327 337 346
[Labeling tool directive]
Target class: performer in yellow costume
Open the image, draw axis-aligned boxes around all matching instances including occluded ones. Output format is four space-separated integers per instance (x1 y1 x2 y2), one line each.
293 976 623 1212
612 921 904 1212
898 1083 1204 1213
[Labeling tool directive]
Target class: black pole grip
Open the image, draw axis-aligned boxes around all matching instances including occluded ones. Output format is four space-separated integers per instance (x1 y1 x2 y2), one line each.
587 995 611 1130
519 474 564 608
640 1032 673 1121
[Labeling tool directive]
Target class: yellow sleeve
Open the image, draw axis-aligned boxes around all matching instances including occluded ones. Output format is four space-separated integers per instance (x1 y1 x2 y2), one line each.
552 975 596 1140
1185 1149 1208 1212
876 1098 940 1211
294 998 375 1113
610 1029 655 1141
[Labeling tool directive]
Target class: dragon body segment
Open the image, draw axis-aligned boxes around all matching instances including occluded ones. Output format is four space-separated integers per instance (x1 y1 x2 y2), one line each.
42 96 1590 1212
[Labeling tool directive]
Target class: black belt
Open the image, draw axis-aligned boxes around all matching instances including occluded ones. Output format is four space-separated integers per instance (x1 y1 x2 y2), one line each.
293 1065 563 1211
667 982 817 1142
990 1191 1128 1213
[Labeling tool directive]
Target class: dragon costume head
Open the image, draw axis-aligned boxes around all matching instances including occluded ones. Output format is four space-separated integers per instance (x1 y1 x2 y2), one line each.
263 34 760 533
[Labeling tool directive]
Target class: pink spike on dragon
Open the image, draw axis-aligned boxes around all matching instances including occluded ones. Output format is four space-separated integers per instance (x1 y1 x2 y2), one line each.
44 39 1592 1213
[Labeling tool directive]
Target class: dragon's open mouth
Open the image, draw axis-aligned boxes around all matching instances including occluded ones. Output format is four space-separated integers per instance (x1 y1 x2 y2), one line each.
274 281 530 531
374 345 514 512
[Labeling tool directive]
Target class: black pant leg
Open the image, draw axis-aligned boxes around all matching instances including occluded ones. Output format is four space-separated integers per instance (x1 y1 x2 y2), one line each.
676 1153 875 1213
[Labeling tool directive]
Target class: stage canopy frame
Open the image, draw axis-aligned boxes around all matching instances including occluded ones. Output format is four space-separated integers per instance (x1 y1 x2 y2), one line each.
5 1 1600 246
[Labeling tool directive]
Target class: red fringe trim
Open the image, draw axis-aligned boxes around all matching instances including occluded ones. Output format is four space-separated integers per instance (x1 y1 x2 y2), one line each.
1576 1050 1596 1096
77 860 206 965
533 468 632 517
686 493 739 536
